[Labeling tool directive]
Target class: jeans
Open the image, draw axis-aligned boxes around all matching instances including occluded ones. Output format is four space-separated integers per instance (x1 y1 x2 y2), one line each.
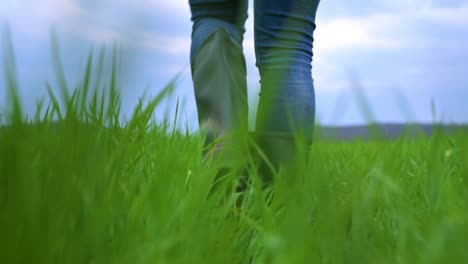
190 0 320 136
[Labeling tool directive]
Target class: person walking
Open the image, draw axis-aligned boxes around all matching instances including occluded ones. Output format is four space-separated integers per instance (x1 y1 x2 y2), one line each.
189 0 320 175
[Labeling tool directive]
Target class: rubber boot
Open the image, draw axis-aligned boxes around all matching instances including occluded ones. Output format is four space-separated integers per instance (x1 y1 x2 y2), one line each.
191 28 250 180
191 28 248 145
252 131 312 184
191 28 250 200
253 80 315 184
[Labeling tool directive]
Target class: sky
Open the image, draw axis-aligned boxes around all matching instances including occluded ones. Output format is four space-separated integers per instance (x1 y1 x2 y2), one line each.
1 0 467 129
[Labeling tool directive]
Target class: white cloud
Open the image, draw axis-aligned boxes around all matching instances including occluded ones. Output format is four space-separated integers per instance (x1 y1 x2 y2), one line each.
74 0 191 21
312 2 468 95
103 0 189 11
64 23 125 44
136 31 191 55
416 2 468 26
315 17 400 53
315 2 468 55
65 0 192 55
1 0 85 38
150 0 190 13
4 0 467 54
0 0 193 58
64 24 192 56
372 0 432 11
1 0 192 47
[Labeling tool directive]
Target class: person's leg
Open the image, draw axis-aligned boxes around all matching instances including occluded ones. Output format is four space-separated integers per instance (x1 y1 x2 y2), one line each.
254 0 320 172
189 0 249 145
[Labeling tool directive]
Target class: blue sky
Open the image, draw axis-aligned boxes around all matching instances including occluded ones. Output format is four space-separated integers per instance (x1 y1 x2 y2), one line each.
1 0 467 129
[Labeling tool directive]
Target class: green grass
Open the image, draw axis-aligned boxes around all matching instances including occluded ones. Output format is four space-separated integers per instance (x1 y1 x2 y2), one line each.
2 32 468 264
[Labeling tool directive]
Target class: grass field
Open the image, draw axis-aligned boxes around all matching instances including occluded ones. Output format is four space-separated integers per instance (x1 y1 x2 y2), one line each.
2 35 468 264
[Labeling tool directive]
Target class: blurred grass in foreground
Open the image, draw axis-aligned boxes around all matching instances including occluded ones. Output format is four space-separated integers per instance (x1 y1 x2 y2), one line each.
2 29 468 264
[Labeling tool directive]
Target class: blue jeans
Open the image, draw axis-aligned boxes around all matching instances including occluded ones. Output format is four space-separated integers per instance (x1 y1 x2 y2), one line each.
190 0 320 136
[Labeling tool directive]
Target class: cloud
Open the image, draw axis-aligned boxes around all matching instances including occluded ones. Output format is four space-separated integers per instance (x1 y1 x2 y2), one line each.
2 0 467 125
315 2 468 53
314 17 400 53
311 1 468 98
66 0 192 56
137 32 191 55
2 0 193 52
1 0 86 38
77 0 190 14
150 0 191 13
416 2 468 26
317 0 459 19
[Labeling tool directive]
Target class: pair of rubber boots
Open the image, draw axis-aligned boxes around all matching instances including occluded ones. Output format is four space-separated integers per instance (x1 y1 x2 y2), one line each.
191 29 311 182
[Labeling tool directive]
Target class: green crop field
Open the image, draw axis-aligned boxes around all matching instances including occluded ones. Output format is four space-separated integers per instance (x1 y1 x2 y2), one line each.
2 33 468 264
